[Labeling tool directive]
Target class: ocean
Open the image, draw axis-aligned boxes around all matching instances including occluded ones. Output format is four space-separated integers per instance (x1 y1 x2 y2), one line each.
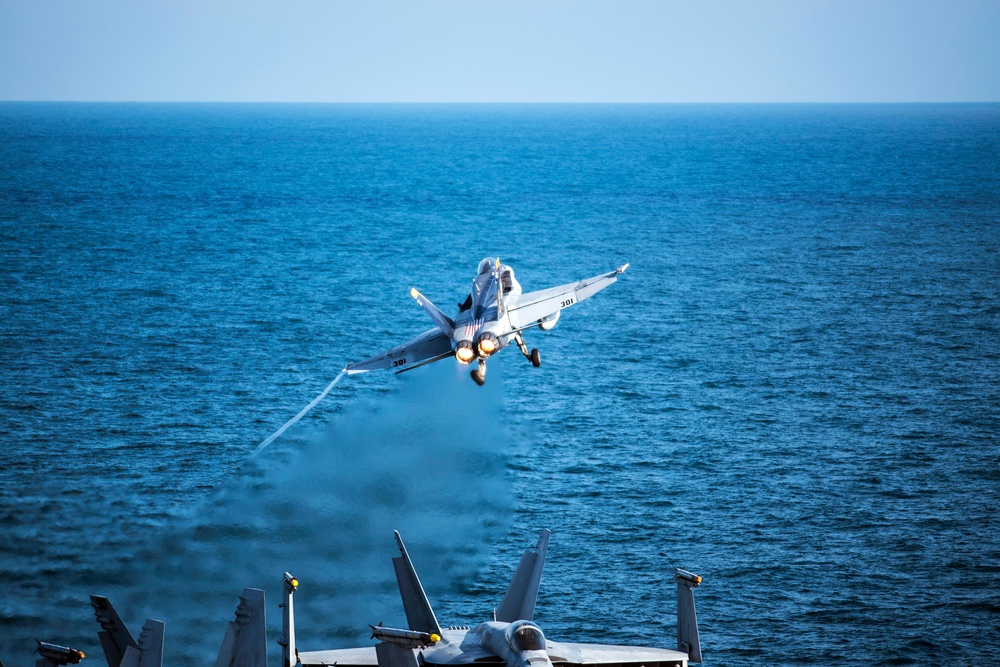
1 103 998 665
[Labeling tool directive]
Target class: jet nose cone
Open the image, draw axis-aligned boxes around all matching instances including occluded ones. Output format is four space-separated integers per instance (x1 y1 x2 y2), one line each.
520 651 552 667
517 653 553 667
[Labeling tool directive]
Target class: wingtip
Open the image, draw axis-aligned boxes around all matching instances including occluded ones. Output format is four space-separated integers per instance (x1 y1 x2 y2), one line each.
617 262 630 274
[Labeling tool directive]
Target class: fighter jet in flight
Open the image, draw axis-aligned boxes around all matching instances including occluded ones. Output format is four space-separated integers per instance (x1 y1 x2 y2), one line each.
294 530 703 667
346 259 629 385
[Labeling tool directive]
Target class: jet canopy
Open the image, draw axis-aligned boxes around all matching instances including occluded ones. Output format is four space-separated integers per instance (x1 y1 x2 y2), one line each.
506 621 546 651
478 257 498 275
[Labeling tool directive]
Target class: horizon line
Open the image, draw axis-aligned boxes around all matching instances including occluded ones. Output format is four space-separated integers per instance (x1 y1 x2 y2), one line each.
2 100 999 105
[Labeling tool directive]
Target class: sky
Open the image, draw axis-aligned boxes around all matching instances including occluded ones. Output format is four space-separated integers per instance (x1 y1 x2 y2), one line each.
1 0 998 103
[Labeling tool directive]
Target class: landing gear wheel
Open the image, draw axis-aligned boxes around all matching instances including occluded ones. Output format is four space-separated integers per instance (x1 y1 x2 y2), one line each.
530 348 541 367
470 369 486 386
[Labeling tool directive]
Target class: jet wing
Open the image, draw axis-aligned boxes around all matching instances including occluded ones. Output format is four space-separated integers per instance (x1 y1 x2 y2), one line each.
507 264 628 332
298 647 378 667
346 327 453 375
546 641 689 666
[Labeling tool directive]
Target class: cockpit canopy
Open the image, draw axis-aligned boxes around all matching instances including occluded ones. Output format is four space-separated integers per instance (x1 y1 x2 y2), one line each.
478 257 498 275
506 620 546 652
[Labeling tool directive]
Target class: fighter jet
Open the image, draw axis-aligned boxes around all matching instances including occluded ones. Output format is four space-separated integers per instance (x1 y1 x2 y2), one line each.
346 259 629 385
293 530 703 667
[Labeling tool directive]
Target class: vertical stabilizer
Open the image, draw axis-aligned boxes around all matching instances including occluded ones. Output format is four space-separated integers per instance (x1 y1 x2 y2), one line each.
119 620 164 667
409 288 455 336
375 642 420 667
496 529 551 622
391 531 443 636
215 588 267 667
675 569 702 663
90 596 138 667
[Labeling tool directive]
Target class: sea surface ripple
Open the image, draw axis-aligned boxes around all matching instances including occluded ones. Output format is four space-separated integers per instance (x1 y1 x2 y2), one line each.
1 104 998 666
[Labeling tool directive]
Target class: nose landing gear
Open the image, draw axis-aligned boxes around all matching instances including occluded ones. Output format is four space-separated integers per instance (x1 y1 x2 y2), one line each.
471 359 487 386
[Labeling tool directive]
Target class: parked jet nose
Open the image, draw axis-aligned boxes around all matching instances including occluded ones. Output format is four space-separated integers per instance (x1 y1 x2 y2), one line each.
513 650 553 667
506 621 552 667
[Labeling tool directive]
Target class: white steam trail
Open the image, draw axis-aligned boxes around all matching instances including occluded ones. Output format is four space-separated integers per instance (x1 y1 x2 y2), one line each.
249 367 347 458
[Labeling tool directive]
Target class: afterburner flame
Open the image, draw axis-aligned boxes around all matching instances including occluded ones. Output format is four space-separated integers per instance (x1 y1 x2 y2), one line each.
455 342 475 364
477 333 499 357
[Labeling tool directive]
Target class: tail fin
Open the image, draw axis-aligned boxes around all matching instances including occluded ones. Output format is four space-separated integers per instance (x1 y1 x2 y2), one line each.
90 596 138 667
496 530 550 622
375 643 420 667
675 569 702 663
215 588 267 667
391 531 443 636
119 620 164 667
409 289 455 336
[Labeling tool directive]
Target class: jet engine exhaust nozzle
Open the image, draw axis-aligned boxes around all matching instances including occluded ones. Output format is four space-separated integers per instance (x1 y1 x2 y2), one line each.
455 340 475 364
476 332 500 357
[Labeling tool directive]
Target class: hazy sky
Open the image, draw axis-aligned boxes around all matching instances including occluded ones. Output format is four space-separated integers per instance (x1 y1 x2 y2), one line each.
1 0 998 102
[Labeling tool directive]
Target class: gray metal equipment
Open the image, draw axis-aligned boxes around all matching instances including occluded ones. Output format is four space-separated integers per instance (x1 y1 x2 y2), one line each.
346 259 629 385
295 530 703 667
34 642 85 667
87 589 266 667
215 588 267 667
89 597 163 667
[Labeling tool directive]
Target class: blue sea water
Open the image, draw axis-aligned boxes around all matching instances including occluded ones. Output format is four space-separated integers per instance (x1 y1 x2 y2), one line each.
1 103 998 666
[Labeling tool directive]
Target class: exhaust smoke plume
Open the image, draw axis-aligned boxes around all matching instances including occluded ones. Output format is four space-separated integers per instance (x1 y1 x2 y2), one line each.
110 363 512 664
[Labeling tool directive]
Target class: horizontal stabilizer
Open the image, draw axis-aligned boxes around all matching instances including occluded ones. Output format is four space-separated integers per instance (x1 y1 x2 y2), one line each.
391 531 443 636
496 529 551 622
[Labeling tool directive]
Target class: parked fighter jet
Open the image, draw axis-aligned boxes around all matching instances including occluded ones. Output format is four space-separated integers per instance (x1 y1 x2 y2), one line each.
346 259 629 385
294 530 703 667
20 532 698 667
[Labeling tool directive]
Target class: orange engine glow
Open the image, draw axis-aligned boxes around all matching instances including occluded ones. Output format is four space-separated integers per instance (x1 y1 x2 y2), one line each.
455 344 475 364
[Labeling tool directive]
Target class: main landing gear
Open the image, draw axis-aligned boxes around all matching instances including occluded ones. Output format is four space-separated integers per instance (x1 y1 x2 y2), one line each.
470 334 542 386
515 332 541 368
